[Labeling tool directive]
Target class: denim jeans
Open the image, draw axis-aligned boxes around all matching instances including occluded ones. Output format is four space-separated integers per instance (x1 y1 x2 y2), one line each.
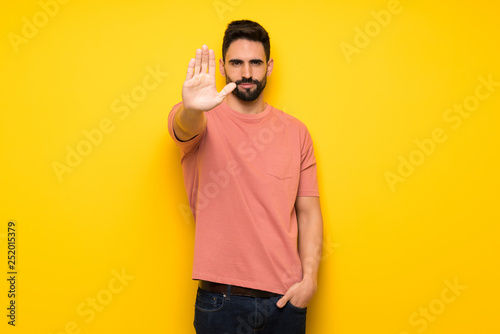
193 286 307 334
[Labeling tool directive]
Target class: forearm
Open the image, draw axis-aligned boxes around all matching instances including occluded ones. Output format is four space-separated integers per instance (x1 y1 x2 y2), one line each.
297 198 323 284
173 104 207 141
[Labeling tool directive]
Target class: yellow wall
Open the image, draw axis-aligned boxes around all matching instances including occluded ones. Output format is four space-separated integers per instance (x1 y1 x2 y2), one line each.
1 0 499 333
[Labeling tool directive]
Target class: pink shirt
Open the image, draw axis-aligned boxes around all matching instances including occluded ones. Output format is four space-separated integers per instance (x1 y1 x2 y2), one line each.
168 100 319 294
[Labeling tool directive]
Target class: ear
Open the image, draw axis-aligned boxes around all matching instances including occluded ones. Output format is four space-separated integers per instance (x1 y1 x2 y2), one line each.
266 58 274 77
219 58 226 77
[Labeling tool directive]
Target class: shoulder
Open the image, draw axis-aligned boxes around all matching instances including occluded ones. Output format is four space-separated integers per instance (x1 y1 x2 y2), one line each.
270 105 311 133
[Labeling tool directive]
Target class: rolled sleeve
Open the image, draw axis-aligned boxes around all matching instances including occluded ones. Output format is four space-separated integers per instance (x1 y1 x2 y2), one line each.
297 126 319 197
168 102 207 155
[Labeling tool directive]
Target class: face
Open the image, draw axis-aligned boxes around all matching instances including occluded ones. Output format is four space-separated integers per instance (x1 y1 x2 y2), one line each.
220 39 273 102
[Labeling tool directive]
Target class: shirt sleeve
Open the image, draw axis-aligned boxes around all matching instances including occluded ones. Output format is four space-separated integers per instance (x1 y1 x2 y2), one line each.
297 125 320 197
167 102 207 155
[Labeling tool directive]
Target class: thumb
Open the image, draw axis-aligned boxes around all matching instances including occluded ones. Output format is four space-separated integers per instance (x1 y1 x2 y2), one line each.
217 82 236 98
276 294 290 308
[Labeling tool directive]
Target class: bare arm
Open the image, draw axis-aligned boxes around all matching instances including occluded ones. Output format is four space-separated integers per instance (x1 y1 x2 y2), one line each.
277 196 323 308
173 44 236 141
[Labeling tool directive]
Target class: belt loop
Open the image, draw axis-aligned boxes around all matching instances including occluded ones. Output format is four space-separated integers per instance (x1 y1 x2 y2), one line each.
225 285 231 300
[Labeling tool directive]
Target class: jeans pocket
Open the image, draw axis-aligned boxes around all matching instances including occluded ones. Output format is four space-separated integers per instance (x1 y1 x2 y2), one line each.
266 148 292 179
195 288 225 312
288 301 308 313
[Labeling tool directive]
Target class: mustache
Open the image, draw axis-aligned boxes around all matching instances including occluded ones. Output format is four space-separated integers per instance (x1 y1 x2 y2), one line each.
235 78 259 85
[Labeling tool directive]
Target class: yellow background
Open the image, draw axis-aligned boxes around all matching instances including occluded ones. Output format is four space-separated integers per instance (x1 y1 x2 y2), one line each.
1 0 499 333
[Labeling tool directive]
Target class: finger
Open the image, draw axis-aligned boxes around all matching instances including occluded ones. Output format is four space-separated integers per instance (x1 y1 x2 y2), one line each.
201 44 209 73
217 82 236 99
194 48 202 75
276 294 290 308
277 288 294 308
208 48 216 77
185 58 195 81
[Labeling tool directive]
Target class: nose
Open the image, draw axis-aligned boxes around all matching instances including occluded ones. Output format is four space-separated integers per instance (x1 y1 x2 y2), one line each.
242 63 251 79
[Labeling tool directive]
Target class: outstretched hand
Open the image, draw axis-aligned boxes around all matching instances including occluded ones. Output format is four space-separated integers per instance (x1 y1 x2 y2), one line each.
182 44 236 112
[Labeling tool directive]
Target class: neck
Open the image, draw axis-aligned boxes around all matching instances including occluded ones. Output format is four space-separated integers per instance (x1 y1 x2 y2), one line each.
225 93 267 115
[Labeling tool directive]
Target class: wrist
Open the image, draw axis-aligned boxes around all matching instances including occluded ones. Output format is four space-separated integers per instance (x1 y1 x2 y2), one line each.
180 104 202 115
301 275 318 290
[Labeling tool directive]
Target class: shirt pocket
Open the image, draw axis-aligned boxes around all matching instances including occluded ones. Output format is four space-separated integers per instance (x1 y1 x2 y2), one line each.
266 148 292 179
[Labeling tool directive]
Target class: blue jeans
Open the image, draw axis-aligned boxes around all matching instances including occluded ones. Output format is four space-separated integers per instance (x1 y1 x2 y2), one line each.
193 286 307 334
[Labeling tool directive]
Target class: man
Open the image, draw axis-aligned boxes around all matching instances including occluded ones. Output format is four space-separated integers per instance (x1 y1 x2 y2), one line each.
168 20 323 333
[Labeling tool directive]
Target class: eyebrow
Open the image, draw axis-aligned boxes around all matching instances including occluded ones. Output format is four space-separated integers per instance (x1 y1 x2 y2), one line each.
228 58 264 64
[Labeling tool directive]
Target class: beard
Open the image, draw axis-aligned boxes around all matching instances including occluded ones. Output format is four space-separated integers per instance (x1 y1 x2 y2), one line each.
226 74 267 102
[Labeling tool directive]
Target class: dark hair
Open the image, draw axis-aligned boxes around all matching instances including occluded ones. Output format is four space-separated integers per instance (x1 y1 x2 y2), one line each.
222 20 270 62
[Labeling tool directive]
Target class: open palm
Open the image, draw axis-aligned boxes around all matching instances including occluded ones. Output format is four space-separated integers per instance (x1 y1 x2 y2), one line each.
182 45 236 112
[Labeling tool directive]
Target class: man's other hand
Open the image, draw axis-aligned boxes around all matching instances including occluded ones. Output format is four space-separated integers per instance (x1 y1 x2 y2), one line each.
277 278 317 309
